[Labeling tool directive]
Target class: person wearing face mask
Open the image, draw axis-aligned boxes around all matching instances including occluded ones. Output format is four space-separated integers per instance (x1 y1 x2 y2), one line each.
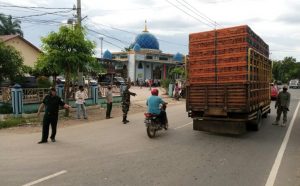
273 85 291 127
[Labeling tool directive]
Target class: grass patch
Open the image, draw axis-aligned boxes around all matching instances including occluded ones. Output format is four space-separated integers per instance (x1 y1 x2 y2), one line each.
0 117 40 129
0 117 26 129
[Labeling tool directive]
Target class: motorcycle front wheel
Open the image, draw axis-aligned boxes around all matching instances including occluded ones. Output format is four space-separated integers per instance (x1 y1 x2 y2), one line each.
147 123 156 138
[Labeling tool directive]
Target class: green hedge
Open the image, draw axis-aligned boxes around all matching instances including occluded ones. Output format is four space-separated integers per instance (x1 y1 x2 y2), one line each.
0 117 26 129
0 103 13 114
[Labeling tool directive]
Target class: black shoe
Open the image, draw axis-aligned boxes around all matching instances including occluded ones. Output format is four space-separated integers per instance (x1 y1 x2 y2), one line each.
123 120 128 124
38 141 47 144
51 138 56 142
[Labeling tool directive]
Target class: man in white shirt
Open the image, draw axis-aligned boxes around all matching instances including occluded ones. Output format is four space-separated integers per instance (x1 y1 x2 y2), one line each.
75 85 88 119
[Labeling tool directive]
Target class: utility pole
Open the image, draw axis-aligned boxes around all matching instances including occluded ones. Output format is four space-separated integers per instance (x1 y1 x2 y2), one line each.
76 0 84 86
100 37 103 58
77 0 81 27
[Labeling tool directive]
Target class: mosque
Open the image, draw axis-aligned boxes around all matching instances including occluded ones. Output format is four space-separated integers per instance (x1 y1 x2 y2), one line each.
101 22 185 84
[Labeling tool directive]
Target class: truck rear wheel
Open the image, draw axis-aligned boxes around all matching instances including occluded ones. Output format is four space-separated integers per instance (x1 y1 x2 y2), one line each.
248 110 262 131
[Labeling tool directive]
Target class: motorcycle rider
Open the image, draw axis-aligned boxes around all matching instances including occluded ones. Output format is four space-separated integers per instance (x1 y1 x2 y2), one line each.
146 88 167 127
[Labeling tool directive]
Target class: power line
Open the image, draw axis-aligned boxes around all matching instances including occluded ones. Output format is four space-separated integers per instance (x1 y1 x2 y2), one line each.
87 32 124 50
86 27 131 45
12 9 73 19
165 0 215 28
0 3 72 10
180 0 222 28
86 20 187 47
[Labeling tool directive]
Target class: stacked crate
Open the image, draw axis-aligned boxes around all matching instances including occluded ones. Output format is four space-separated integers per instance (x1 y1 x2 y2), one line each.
187 25 271 113
188 25 269 84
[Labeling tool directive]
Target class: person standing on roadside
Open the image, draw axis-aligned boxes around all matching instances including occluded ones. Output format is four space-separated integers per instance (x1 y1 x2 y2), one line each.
37 88 71 144
106 85 113 119
122 83 136 124
75 85 88 119
273 85 291 127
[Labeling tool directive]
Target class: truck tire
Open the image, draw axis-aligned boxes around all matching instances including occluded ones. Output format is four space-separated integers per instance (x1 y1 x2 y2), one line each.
253 110 262 131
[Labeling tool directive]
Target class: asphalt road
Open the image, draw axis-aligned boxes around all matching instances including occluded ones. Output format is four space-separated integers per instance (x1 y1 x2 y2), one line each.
0 89 300 186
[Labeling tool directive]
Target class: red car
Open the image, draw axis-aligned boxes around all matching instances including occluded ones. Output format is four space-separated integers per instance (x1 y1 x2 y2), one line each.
270 83 279 100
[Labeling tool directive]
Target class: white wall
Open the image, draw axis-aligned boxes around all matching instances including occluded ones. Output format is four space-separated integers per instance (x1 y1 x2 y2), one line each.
128 54 136 82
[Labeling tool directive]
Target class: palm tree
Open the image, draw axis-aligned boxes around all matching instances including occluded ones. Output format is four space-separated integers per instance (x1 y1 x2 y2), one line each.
0 14 23 37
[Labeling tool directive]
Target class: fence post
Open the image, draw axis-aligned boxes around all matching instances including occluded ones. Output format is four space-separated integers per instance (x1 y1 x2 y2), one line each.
91 84 98 104
11 84 23 117
56 84 64 98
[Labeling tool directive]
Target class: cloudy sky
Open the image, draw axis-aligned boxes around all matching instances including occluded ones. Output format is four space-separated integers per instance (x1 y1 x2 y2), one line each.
1 0 299 60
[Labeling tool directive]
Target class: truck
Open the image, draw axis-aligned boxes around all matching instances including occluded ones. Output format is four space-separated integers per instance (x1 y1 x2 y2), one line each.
186 25 272 134
289 79 300 89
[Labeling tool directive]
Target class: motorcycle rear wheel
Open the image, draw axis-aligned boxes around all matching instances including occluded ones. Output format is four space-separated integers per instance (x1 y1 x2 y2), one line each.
147 124 156 138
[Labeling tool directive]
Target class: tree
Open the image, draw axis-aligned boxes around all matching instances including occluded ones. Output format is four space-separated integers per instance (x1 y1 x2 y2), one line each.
272 56 300 83
169 66 185 81
0 14 23 37
38 26 99 116
0 41 24 83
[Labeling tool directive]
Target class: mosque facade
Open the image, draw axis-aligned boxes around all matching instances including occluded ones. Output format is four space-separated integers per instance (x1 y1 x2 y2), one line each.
102 24 184 84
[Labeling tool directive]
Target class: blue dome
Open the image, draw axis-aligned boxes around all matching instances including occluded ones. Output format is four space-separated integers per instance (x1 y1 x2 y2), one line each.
133 31 159 50
103 50 112 60
173 52 184 63
133 43 141 52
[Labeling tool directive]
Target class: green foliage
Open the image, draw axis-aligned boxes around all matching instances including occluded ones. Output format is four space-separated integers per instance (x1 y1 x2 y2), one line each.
0 117 27 129
0 103 13 114
272 57 300 83
37 76 51 88
38 25 98 116
21 65 34 75
0 42 24 83
168 66 185 81
160 78 171 89
0 14 23 37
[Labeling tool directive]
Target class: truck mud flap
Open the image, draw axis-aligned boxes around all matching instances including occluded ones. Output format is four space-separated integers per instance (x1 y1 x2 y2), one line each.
193 119 246 135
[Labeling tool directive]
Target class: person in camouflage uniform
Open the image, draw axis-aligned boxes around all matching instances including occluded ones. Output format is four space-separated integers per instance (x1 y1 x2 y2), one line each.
122 83 136 124
273 85 291 127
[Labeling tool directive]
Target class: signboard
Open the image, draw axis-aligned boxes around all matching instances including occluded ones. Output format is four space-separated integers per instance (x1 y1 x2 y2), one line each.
135 54 145 60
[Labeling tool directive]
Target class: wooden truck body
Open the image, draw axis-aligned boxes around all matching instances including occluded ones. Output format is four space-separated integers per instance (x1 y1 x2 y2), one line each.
186 25 271 134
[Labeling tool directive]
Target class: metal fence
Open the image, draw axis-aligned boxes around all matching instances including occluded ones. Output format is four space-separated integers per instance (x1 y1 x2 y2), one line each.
0 85 121 104
0 87 11 103
22 88 50 103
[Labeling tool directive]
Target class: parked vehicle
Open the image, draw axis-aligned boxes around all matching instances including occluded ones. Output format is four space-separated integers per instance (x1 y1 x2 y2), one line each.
270 83 279 100
144 103 168 138
289 79 300 89
114 77 125 86
99 76 125 86
186 25 271 134
0 76 38 88
56 76 65 84
19 76 37 88
84 77 98 85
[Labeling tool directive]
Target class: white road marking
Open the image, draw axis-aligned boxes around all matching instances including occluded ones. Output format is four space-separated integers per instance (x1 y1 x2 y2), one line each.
22 170 67 186
174 122 192 130
265 101 300 186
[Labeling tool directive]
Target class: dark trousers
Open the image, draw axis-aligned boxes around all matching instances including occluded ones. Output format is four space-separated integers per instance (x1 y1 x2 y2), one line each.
276 106 288 123
158 110 167 125
122 104 129 118
106 102 112 118
41 115 58 141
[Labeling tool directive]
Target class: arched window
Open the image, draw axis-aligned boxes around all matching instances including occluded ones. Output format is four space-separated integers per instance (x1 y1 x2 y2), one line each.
138 62 143 69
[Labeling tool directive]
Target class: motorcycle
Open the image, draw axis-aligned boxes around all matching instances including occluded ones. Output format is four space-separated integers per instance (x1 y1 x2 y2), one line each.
144 103 168 138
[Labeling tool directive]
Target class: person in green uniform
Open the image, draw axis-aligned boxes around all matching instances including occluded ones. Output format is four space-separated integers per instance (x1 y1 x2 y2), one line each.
273 85 291 127
121 83 136 124
37 88 71 143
